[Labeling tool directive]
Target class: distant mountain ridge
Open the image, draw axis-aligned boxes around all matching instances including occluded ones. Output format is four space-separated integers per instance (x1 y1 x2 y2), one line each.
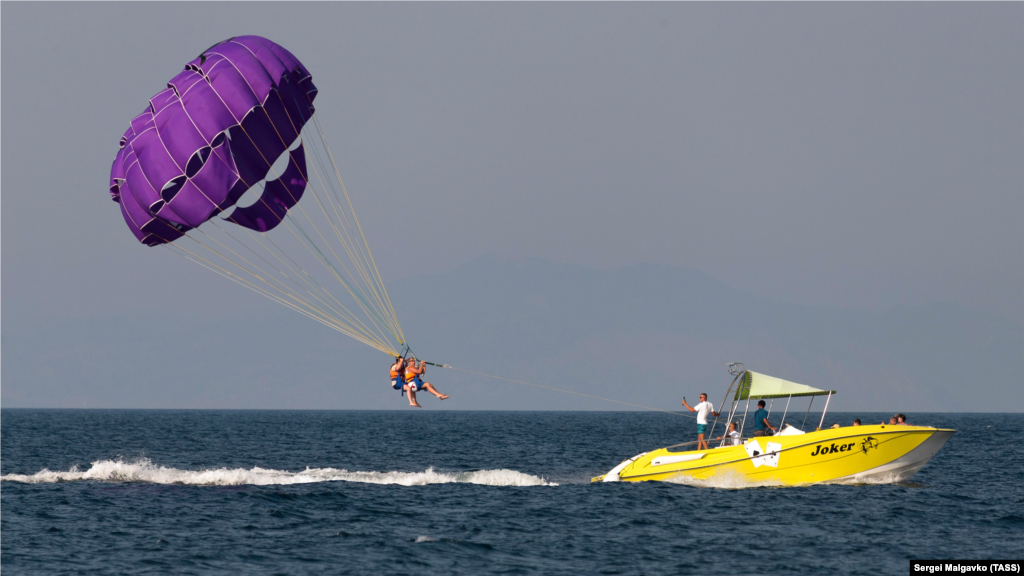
3 256 1021 411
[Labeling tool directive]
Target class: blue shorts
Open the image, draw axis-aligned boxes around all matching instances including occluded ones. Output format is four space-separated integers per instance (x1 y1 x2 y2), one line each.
697 424 708 435
391 379 403 391
407 377 425 392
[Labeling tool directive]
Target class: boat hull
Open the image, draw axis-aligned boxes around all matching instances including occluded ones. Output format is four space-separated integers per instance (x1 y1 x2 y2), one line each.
593 425 954 485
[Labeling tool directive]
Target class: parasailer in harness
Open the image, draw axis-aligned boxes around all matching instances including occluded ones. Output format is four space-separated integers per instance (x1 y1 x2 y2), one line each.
404 359 450 407
390 356 408 395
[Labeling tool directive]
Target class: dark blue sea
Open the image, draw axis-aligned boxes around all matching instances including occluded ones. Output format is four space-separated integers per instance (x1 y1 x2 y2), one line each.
2 410 1022 575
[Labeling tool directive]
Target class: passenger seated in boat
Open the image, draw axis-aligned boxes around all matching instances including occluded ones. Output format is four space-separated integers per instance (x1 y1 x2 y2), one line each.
831 423 841 429
853 419 862 426
882 415 898 425
898 414 909 425
716 422 741 447
752 400 776 437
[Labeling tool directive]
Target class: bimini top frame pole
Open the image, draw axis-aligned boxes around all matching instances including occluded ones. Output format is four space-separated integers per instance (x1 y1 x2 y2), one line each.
817 391 833 431
801 396 814 430
710 367 744 443
778 394 793 431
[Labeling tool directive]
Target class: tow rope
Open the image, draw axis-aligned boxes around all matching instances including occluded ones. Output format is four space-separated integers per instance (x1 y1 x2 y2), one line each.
436 364 696 418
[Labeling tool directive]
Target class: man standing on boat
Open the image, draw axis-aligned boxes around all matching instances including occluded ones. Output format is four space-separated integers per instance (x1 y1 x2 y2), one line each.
682 393 719 450
752 400 776 437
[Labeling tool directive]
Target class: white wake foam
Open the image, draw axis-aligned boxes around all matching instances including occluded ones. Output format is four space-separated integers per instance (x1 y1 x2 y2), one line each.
663 468 913 489
663 468 785 489
828 472 915 486
0 458 556 487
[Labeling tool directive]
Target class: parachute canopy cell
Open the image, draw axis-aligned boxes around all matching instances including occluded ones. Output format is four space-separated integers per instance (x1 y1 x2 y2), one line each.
108 36 318 247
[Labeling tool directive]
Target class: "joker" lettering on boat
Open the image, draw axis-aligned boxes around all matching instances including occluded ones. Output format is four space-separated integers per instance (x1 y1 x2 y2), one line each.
810 442 856 456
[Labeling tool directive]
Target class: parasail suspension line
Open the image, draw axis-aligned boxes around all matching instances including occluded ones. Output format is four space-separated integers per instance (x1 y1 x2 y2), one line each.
208 113 403 353
253 93 405 347
197 222 389 350
167 105 400 353
312 115 405 345
159 237 396 355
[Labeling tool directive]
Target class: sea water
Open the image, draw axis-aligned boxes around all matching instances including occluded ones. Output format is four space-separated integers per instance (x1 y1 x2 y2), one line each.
2 410 1022 575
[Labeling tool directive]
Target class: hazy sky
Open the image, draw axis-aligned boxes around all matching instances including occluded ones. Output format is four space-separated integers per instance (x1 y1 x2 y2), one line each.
3 4 1021 351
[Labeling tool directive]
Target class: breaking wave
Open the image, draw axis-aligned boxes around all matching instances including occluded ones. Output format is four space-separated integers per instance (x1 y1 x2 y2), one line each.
0 458 556 487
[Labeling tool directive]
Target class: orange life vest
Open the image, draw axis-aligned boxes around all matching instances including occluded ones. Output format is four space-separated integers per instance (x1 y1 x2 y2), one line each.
390 360 405 380
404 362 421 382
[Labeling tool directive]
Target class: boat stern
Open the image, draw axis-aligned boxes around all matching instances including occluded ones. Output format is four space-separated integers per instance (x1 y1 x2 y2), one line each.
593 452 648 483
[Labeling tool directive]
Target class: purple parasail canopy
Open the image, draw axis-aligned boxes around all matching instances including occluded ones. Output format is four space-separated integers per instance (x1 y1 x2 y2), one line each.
108 36 318 246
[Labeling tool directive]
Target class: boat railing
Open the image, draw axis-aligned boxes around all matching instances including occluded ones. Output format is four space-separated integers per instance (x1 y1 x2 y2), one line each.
665 436 755 452
666 426 810 452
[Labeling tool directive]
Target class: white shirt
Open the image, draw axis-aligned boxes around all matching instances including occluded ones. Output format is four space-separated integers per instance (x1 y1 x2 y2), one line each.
693 401 714 424
726 430 741 446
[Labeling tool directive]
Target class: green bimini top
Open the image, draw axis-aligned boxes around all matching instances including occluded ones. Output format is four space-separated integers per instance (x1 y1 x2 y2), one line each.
734 371 836 400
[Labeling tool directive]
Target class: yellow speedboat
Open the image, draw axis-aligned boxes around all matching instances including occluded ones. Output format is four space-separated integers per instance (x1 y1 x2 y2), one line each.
593 366 955 485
